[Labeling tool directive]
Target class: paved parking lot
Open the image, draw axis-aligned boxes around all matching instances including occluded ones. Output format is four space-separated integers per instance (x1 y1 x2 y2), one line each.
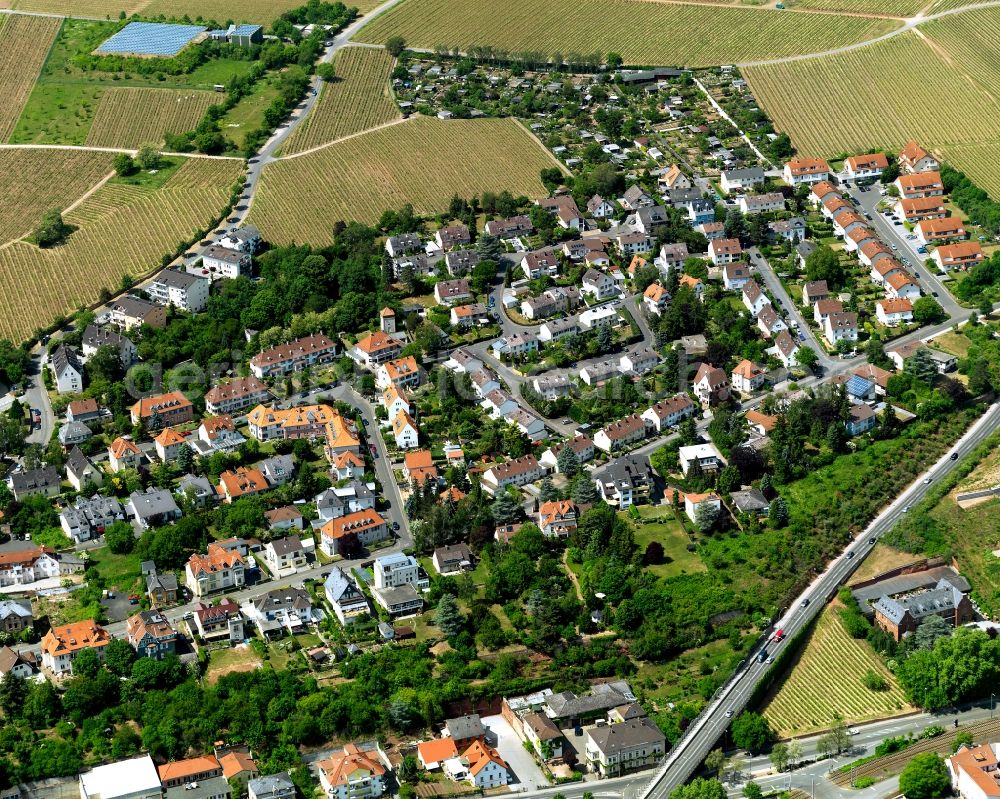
481 714 549 791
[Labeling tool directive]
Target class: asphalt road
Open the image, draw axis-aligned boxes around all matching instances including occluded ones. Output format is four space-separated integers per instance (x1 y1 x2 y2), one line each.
844 184 960 318
746 246 836 372
636 400 1000 799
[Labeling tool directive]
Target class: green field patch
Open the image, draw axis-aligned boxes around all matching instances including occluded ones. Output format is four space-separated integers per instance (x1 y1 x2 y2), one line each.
627 506 705 579
219 74 281 149
10 82 105 144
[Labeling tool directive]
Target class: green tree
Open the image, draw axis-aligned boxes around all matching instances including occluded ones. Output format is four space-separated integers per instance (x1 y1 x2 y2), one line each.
730 712 774 754
103 638 135 677
557 445 580 477
33 209 72 248
434 593 464 637
135 145 160 170
743 783 763 799
316 63 335 81
572 475 600 505
113 153 136 176
105 520 136 554
704 748 725 775
385 36 406 57
669 778 727 799
539 476 560 502
695 501 719 533
912 297 945 325
906 348 938 385
718 464 740 495
397 754 419 782
898 753 950 799
768 496 789 528
805 245 845 288
787 739 802 769
770 742 789 773
795 345 818 371
71 647 101 679
491 491 522 524
829 715 851 753
913 614 952 651
605 52 623 68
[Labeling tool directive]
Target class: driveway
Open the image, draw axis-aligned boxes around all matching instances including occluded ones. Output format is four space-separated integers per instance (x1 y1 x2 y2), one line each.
481 714 550 791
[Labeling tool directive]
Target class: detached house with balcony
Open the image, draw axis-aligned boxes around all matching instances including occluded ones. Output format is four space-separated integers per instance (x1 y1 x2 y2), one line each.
898 140 940 174
317 745 386 799
824 311 859 347
709 238 742 266
844 152 888 181
41 620 110 676
783 157 830 186
186 543 246 597
693 363 730 406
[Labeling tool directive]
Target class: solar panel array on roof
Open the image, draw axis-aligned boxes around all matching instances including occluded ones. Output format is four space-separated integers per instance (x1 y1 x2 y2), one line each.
96 21 206 57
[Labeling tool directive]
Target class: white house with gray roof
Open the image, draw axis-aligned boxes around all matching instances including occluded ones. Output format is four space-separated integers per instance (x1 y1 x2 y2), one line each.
324 567 370 625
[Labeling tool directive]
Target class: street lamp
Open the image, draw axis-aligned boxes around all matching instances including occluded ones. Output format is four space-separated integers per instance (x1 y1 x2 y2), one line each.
991 693 996 719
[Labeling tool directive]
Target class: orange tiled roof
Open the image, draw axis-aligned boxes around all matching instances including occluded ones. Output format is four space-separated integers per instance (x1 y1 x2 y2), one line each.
318 745 385 787
109 436 141 458
41 620 110 657
187 543 245 577
157 756 221 783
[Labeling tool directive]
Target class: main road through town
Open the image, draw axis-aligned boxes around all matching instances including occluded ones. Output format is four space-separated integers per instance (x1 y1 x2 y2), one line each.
629 400 1000 799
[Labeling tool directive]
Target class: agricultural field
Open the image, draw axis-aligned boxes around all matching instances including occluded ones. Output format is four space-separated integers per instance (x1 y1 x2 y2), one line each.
744 7 1000 196
281 46 399 155
0 14 62 141
761 603 912 737
0 157 242 342
85 87 224 148
0 149 115 244
140 0 376 23
784 0 922 15
249 116 557 243
940 142 1000 199
9 18 257 145
355 0 901 67
10 0 148 15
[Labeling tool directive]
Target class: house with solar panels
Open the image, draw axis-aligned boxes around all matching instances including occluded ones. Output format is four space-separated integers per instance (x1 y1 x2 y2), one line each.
209 23 264 46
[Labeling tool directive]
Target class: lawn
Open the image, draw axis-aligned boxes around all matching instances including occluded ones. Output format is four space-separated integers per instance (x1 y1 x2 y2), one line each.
269 632 323 669
205 644 264 683
850 542 921 584
249 116 557 243
929 330 972 358
355 0 900 67
88 549 144 594
219 74 281 150
761 602 913 737
626 506 705 579
745 8 1000 198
